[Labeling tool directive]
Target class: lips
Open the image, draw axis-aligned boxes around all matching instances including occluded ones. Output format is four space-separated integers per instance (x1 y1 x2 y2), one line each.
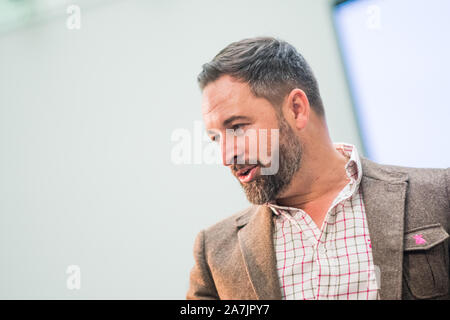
235 165 259 183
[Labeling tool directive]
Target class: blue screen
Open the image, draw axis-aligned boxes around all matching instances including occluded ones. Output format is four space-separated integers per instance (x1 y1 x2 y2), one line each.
334 0 450 168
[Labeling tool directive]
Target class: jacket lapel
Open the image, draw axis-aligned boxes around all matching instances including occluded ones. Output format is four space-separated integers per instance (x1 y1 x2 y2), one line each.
235 205 282 300
360 157 409 300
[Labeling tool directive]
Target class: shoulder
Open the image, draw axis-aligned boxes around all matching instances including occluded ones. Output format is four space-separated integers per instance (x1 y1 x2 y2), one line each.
361 156 449 189
202 205 257 241
193 205 257 266
361 156 449 228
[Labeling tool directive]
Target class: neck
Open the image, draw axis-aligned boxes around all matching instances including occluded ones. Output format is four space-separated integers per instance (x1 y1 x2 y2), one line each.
275 141 350 209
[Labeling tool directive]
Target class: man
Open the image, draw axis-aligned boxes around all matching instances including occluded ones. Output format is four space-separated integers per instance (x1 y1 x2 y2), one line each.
186 37 450 300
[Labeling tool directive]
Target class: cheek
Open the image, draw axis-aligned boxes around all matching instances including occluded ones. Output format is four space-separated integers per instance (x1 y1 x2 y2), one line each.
233 127 281 164
256 128 280 164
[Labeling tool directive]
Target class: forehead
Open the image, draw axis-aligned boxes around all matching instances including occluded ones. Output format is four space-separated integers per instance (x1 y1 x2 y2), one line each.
201 75 254 128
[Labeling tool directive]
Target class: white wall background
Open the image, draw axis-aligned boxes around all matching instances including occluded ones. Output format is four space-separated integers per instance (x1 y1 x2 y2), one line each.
0 0 361 299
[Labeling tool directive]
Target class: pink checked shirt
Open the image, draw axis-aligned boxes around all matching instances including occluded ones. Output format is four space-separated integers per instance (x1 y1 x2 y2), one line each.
269 143 379 300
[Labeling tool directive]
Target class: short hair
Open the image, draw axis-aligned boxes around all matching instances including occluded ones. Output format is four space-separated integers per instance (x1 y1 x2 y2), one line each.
197 36 325 116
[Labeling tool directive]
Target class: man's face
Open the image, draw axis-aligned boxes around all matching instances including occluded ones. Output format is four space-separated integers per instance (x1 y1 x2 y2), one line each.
202 75 303 204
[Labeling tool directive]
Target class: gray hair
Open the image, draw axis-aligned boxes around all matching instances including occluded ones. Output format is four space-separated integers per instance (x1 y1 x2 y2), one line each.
197 36 325 116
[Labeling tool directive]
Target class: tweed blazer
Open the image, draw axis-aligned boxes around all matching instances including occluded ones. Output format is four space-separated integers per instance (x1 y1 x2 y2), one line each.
187 157 450 300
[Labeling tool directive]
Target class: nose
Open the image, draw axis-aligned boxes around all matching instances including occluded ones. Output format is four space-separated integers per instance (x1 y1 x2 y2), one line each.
220 132 244 167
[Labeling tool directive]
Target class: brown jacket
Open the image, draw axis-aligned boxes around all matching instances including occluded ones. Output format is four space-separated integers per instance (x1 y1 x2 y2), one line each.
187 157 450 300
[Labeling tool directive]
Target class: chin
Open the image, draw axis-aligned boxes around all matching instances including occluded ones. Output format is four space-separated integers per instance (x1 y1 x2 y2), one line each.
244 188 278 205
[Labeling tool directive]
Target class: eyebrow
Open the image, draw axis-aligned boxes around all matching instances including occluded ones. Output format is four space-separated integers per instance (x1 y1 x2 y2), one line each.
206 115 252 136
222 115 251 127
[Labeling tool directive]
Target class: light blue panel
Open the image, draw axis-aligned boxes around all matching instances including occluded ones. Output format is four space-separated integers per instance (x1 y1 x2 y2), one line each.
334 0 450 168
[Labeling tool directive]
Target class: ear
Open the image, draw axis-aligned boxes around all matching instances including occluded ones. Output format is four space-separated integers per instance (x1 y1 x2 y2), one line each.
285 88 310 130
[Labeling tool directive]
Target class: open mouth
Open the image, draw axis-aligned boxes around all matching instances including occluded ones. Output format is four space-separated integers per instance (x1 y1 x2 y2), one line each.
236 165 259 183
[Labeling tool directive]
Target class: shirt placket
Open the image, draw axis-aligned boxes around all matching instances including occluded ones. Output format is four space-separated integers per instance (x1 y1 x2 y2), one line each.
285 210 324 299
306 180 356 299
318 182 356 299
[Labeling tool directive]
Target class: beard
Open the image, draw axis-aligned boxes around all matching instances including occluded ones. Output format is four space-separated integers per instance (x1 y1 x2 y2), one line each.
235 115 303 205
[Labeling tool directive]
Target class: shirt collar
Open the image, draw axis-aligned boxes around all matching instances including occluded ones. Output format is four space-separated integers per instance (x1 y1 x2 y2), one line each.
334 142 362 185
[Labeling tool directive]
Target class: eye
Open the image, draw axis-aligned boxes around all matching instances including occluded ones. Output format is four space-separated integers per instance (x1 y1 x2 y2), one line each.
231 123 249 136
231 123 244 131
211 134 220 143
